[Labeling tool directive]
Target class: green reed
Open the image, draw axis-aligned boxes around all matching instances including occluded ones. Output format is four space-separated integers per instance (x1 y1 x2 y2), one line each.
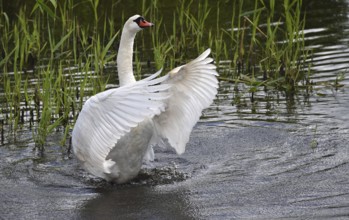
144 0 308 87
0 0 116 149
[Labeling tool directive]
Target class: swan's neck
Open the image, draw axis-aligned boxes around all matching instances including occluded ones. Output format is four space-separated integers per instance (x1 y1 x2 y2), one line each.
117 29 137 86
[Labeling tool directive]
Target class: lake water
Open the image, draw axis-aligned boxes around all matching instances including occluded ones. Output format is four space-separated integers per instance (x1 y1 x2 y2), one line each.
1 0 349 219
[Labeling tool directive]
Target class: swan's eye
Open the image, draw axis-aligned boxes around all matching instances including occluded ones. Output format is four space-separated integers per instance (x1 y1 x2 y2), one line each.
133 17 145 25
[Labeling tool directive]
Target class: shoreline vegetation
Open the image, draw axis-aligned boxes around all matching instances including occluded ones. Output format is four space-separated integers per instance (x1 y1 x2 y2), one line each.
0 0 317 149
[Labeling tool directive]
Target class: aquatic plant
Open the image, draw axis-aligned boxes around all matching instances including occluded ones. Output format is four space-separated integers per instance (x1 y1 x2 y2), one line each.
0 0 114 148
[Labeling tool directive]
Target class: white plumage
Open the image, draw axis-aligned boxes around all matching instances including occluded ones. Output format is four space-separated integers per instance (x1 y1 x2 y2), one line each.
72 15 219 183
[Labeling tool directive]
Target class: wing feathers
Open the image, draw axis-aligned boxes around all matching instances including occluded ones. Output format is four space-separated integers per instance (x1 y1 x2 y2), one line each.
195 48 211 61
72 71 171 178
154 48 219 154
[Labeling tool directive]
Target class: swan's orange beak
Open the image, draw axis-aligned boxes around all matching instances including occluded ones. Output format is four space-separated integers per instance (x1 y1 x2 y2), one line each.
139 20 154 28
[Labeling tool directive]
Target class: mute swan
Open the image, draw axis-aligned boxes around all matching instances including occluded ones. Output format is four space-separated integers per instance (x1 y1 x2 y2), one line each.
72 15 218 183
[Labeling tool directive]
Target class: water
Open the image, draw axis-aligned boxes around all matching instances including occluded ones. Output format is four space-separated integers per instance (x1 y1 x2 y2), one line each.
1 1 349 219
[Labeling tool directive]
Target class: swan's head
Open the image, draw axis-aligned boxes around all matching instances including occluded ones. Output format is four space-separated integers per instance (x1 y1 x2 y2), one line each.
124 15 154 33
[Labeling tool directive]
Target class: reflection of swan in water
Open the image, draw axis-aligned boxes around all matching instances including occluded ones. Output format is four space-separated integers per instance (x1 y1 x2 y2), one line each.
72 15 218 183
79 186 195 219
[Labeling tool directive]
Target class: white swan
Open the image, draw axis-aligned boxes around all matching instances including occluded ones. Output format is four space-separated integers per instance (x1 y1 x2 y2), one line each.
72 15 218 183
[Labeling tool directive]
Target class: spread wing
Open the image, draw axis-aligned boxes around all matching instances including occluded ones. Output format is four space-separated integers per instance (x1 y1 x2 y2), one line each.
154 48 219 154
72 69 170 177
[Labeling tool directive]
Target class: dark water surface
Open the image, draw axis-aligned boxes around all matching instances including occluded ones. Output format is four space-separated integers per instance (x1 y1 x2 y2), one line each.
1 0 349 219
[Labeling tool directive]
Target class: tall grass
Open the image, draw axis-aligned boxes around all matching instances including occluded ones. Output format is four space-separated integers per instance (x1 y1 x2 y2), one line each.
0 0 309 149
144 0 308 87
213 0 310 97
0 0 117 149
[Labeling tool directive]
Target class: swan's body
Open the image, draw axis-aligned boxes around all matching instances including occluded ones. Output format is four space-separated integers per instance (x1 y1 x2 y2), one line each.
72 15 218 183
